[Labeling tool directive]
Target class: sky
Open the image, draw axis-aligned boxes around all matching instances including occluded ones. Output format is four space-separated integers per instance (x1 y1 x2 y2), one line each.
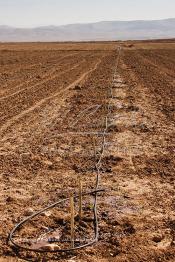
0 0 174 27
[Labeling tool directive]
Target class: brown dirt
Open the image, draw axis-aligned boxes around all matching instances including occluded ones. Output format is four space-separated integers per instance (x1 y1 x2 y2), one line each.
0 41 174 261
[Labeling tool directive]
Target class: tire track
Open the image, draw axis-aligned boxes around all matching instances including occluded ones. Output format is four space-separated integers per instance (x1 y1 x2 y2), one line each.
0 57 84 102
0 52 82 100
0 59 86 124
0 59 101 136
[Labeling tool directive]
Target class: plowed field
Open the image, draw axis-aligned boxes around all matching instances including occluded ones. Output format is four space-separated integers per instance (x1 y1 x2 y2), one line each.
0 41 174 261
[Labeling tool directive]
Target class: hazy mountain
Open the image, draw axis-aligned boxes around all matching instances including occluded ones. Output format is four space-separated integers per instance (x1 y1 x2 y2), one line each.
0 18 175 42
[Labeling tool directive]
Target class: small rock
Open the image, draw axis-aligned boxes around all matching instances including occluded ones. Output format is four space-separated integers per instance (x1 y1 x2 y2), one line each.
41 210 52 217
157 239 171 249
43 160 53 166
43 160 53 169
40 243 59 251
24 208 34 216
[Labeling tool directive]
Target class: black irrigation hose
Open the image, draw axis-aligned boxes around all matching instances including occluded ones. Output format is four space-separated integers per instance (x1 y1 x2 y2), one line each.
9 46 121 253
89 45 122 246
9 189 105 253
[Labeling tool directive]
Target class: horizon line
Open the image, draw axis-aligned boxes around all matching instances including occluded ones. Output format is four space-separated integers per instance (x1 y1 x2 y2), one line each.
0 17 174 29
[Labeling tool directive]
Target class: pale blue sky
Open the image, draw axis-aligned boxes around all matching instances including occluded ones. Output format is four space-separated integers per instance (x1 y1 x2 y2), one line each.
0 0 174 27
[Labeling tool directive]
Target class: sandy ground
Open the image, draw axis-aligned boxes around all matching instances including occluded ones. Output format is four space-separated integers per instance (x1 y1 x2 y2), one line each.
0 41 174 261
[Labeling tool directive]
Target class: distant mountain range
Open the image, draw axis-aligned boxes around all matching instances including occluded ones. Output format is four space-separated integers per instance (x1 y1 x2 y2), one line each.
0 18 175 42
